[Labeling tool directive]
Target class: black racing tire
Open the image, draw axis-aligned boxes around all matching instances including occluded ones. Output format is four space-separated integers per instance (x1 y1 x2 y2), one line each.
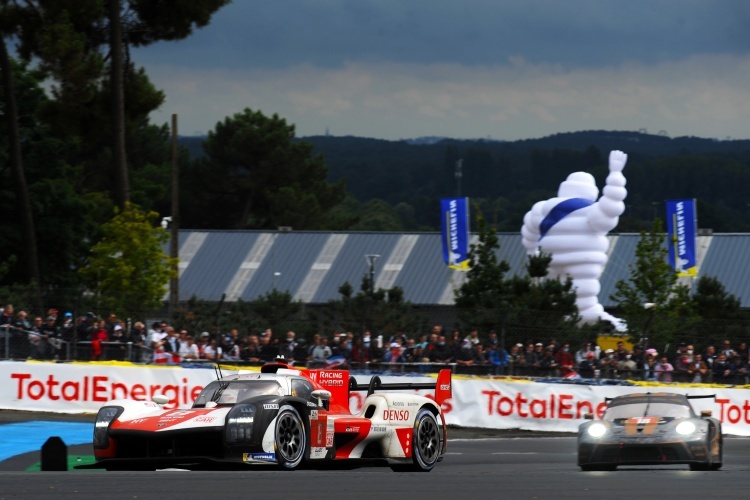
390 408 442 472
690 462 722 471
274 405 306 470
712 426 723 469
580 464 616 471
691 428 723 471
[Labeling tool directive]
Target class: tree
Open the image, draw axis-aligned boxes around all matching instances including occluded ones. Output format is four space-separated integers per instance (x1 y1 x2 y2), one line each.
453 212 579 344
513 253 580 336
0 1 227 286
249 290 303 333
0 42 98 289
11 0 229 207
78 202 176 318
692 276 742 319
321 279 426 337
609 218 697 346
0 33 39 285
453 213 512 332
350 199 404 231
184 109 346 229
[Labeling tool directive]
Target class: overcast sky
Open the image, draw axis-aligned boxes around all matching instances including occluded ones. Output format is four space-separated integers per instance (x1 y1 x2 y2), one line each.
132 0 750 141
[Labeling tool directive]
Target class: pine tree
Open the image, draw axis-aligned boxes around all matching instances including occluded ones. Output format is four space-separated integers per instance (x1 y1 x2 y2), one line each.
610 218 697 346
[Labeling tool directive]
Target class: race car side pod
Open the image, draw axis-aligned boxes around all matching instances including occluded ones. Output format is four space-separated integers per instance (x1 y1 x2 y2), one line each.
349 369 452 406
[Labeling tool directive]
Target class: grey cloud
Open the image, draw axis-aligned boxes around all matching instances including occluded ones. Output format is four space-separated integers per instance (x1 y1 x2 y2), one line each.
134 0 750 70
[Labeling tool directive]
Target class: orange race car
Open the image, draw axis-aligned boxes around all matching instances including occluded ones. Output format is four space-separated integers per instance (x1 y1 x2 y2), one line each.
577 392 722 471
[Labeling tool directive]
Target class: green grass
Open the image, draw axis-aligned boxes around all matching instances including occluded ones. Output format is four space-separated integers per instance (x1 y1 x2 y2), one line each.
26 455 99 472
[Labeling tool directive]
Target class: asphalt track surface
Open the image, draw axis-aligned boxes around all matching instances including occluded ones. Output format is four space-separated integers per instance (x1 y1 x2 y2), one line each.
2 412 750 499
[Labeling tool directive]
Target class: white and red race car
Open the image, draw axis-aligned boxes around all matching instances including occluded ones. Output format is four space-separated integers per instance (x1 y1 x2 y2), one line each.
80 359 452 472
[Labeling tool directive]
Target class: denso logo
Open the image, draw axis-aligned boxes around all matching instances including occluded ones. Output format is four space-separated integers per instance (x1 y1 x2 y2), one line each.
384 409 409 421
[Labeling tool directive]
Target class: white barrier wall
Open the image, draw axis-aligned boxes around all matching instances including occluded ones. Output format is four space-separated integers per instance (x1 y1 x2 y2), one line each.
3 362 750 435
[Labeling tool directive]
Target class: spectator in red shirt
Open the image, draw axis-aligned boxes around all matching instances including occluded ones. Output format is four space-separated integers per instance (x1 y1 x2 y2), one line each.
90 320 108 361
555 343 575 370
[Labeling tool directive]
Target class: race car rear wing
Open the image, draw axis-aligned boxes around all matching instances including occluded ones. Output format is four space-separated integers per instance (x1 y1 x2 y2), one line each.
349 369 453 406
306 368 452 411
604 393 717 402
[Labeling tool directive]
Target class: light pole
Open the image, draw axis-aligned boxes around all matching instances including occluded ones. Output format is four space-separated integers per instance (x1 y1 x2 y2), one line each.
365 254 380 294
161 217 178 320
642 302 656 348
168 114 179 323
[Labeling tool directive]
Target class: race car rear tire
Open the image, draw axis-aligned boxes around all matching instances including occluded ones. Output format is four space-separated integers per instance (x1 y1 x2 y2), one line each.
580 464 616 471
390 408 441 472
275 405 306 470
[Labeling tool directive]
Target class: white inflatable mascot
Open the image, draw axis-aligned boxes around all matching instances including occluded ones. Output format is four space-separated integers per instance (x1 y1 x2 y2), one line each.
521 150 628 332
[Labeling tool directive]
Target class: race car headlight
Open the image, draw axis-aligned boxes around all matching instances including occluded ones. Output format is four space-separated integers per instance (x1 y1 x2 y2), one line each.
93 406 123 449
587 422 607 438
676 421 697 435
226 404 257 444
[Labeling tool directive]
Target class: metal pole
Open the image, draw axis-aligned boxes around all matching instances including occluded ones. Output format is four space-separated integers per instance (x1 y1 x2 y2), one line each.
365 254 380 294
169 114 179 322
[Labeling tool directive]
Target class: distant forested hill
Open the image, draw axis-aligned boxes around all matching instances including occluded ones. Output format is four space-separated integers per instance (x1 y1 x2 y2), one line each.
179 130 750 233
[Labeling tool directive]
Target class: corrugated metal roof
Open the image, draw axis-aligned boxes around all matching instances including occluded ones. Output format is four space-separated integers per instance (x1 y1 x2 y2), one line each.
696 234 750 306
167 230 750 307
599 234 640 305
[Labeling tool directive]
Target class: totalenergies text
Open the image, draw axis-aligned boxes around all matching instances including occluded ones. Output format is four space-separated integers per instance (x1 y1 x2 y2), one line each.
11 373 203 410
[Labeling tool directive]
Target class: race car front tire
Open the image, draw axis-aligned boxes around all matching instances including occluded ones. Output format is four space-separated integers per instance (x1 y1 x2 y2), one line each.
275 405 306 470
391 408 441 472
690 462 722 471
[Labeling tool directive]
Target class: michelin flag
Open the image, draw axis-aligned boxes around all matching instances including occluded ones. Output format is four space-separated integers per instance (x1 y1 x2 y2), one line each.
441 197 470 270
666 199 698 277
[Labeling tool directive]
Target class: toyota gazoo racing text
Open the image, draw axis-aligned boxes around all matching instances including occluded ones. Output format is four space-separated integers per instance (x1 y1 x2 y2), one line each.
80 359 452 471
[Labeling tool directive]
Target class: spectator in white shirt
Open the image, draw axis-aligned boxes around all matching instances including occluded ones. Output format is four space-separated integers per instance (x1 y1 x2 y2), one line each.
179 335 200 361
203 338 223 361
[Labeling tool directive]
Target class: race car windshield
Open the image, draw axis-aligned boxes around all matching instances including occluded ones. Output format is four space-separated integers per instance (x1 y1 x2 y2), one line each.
603 402 692 420
193 380 284 406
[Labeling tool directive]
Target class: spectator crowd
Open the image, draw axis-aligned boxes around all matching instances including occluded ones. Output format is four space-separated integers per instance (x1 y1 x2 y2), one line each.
1 302 749 384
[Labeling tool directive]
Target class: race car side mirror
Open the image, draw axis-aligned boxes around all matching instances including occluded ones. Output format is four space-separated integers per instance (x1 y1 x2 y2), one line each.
583 413 594 420
152 395 169 406
700 410 712 418
312 389 332 410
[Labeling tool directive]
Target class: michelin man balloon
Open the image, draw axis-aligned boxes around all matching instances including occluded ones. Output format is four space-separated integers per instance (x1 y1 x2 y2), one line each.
521 150 628 332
